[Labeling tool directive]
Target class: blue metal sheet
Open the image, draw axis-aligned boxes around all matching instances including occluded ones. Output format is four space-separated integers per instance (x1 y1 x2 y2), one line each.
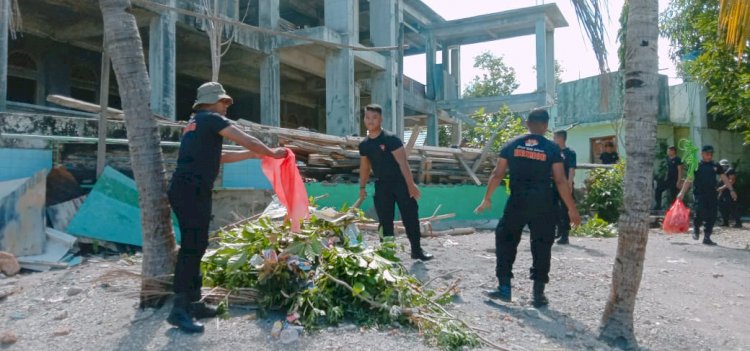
221 159 272 189
0 148 52 181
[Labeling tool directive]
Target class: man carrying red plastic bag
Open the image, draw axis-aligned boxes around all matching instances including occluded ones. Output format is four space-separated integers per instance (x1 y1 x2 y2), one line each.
662 199 690 234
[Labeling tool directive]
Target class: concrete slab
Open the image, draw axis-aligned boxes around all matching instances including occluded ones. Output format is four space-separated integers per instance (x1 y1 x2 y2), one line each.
66 167 181 247
47 195 86 231
0 170 47 256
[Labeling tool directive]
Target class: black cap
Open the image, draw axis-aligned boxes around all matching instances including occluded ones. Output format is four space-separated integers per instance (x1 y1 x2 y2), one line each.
701 145 714 153
527 108 549 123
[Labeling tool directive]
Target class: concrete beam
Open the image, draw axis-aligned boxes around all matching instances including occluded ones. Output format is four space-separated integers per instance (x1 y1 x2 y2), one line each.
149 0 177 120
279 47 326 78
277 26 342 48
535 19 547 95
437 92 547 115
425 33 436 100
259 0 281 127
0 0 9 111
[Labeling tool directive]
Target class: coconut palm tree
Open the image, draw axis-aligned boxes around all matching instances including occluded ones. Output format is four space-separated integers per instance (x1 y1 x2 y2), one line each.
595 0 658 348
99 0 177 308
718 0 750 59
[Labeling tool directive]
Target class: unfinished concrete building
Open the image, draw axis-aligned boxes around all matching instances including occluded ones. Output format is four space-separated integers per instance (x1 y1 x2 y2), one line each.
0 0 566 142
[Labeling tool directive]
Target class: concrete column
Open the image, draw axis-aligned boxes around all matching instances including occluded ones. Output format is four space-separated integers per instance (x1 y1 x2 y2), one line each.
0 0 10 111
451 47 461 99
546 29 555 98
425 33 436 100
535 19 547 96
426 107 438 146
325 0 359 136
370 0 398 132
451 121 462 146
149 0 177 120
441 47 449 100
395 0 405 138
260 0 280 126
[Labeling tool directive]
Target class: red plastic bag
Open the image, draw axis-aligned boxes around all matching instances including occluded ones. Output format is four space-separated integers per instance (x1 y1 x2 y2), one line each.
662 199 690 234
261 148 310 232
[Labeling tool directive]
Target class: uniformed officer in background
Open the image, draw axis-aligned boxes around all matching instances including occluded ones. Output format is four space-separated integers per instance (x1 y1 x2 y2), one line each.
654 146 684 211
475 108 580 307
677 145 735 245
552 130 576 245
718 159 742 228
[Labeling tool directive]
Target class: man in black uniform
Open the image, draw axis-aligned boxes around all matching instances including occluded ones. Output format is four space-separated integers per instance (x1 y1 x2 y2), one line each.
599 141 620 164
357 104 433 261
677 145 735 246
475 109 580 307
718 159 742 228
552 130 576 245
654 146 684 211
168 82 287 333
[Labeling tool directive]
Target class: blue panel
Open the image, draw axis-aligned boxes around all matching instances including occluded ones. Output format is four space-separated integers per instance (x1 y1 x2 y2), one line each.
0 148 53 181
66 167 181 246
222 159 272 189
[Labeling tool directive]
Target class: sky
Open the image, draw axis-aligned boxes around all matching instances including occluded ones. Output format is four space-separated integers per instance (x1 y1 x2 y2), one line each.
402 0 680 94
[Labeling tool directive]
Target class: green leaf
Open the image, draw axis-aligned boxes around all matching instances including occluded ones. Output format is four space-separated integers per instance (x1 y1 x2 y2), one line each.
352 282 365 296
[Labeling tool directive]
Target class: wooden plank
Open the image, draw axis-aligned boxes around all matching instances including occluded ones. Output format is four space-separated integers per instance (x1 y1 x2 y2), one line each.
405 126 420 154
97 47 111 178
456 155 481 185
47 95 124 119
471 129 500 173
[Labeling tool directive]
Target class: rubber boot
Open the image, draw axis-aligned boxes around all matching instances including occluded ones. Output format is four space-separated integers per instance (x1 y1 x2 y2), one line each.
408 234 433 261
167 294 205 333
532 281 549 308
188 291 219 319
485 277 511 302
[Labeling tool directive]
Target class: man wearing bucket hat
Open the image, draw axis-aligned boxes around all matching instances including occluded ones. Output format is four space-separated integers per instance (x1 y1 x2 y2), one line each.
678 145 735 245
167 82 287 333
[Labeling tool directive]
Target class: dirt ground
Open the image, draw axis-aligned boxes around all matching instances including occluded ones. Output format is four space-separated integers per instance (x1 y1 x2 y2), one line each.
0 226 748 351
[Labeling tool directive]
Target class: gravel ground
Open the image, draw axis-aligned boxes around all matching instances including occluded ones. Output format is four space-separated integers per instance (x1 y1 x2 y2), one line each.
0 226 748 351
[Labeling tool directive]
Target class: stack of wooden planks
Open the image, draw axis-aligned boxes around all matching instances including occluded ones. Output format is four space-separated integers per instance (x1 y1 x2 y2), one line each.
236 120 498 185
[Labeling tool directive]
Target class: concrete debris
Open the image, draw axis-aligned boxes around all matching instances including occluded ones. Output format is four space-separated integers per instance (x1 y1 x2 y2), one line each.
0 252 20 277
17 228 78 271
66 287 83 297
0 170 48 256
0 331 17 345
53 311 69 321
52 327 71 337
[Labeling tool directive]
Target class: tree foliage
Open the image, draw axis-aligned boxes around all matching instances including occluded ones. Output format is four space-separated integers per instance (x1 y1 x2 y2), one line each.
661 0 750 141
462 106 527 152
462 52 519 98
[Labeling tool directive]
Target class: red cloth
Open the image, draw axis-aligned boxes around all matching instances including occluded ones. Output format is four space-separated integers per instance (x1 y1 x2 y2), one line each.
261 149 309 232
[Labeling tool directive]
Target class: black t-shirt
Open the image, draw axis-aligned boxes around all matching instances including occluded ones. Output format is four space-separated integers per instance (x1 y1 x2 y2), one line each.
693 160 723 196
500 134 563 191
359 130 405 182
172 110 231 188
600 152 619 164
666 156 682 182
561 147 577 179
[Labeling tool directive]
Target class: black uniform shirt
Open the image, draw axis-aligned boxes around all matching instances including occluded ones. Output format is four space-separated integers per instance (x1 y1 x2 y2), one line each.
561 147 577 179
172 110 231 188
500 134 563 191
719 167 737 201
600 152 620 164
666 156 682 182
359 130 405 182
693 160 723 196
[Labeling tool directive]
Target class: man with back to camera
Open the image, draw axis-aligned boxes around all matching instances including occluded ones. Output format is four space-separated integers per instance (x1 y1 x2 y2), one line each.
552 130 576 245
357 104 433 261
718 159 742 228
475 108 580 307
677 145 735 246
167 82 287 333
599 141 620 165
654 146 684 211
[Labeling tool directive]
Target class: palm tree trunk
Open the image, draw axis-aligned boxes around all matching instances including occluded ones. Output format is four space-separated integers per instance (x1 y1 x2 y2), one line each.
599 0 658 348
99 0 177 308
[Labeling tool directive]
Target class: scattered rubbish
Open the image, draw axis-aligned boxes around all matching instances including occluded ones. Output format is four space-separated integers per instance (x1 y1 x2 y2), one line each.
270 321 283 338
65 167 181 247
46 196 86 231
52 327 71 337
0 331 17 345
0 170 48 256
712 273 724 278
17 228 79 271
279 324 302 344
0 252 20 276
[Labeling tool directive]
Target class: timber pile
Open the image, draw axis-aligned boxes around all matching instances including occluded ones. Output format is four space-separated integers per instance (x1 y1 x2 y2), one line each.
237 120 497 185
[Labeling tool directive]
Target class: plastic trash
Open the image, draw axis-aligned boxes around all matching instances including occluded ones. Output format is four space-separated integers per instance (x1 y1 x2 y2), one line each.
663 199 690 234
344 223 361 246
261 149 310 232
279 326 300 344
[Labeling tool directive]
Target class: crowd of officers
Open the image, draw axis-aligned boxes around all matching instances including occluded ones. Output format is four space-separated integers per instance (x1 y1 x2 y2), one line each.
165 82 742 333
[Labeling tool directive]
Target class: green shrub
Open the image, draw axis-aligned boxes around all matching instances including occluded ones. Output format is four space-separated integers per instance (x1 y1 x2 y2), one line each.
571 215 618 238
583 161 625 223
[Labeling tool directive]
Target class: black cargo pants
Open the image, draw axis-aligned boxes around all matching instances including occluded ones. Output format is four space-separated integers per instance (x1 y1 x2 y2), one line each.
168 177 213 301
373 180 421 248
693 193 718 239
495 185 556 283
553 188 574 238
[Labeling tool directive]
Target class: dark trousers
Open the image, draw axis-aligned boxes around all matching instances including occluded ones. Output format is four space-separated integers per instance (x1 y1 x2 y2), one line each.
655 180 678 210
168 179 212 300
495 187 556 283
553 190 573 239
373 180 422 249
719 192 741 226
693 194 718 239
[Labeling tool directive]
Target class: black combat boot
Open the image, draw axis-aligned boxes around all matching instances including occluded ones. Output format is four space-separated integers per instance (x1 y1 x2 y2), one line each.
556 232 569 245
167 294 205 333
485 277 512 302
532 281 549 308
187 277 218 319
408 235 434 261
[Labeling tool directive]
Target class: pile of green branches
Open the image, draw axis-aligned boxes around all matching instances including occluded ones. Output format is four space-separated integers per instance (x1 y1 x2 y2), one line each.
570 214 618 238
201 211 485 351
